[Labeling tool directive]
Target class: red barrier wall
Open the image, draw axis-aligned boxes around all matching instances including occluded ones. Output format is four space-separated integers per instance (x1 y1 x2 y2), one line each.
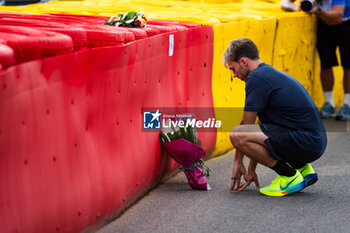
0 25 215 233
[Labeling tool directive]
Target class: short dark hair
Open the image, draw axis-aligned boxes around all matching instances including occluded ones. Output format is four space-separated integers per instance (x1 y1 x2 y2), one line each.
223 38 260 67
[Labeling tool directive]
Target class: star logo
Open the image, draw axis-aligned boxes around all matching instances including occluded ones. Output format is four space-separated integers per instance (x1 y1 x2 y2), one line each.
143 109 161 129
150 110 161 122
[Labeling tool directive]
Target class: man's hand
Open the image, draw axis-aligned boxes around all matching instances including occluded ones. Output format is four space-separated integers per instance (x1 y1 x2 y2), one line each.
309 1 345 25
239 169 260 191
230 162 246 191
308 0 319 14
230 111 257 192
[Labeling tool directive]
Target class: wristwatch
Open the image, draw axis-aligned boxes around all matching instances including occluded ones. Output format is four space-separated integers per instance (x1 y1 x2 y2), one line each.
315 6 321 15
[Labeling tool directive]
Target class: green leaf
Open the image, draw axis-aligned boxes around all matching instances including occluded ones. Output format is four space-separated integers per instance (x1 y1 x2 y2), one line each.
166 132 176 141
180 127 186 138
159 131 170 143
192 126 198 144
104 11 146 28
186 126 195 144
199 159 211 179
125 12 136 20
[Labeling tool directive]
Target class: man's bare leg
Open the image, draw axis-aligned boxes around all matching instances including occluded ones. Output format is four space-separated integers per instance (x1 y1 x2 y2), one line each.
229 124 304 195
321 68 335 92
230 124 277 168
229 124 298 189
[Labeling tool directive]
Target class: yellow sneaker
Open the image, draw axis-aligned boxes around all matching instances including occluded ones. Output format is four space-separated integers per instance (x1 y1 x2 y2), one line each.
260 170 306 196
297 164 318 187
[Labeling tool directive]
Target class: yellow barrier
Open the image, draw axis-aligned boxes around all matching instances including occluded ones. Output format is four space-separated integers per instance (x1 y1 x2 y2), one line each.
273 14 317 94
211 18 277 155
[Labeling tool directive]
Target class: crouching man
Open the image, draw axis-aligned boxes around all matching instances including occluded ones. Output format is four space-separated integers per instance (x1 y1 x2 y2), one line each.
224 38 327 196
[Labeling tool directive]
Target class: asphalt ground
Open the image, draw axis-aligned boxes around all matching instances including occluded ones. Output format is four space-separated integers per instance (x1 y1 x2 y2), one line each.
98 119 350 233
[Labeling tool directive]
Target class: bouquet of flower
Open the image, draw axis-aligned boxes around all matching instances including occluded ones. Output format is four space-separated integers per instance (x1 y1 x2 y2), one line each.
159 118 211 190
104 11 147 28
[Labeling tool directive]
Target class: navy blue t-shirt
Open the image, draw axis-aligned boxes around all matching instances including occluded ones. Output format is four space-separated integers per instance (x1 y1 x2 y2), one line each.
245 63 327 156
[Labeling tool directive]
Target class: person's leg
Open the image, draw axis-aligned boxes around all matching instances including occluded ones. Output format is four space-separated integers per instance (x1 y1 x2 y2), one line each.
230 124 306 196
336 20 350 120
229 124 275 167
317 20 337 116
319 68 336 118
321 68 335 92
339 20 350 104
321 68 335 105
335 69 350 120
230 124 295 176
343 69 350 105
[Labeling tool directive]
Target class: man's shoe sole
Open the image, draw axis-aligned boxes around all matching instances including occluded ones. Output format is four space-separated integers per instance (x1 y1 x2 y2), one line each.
259 180 307 197
304 173 318 187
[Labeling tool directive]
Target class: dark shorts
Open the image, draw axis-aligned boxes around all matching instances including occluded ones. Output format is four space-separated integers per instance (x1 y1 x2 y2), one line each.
316 19 350 69
259 123 321 169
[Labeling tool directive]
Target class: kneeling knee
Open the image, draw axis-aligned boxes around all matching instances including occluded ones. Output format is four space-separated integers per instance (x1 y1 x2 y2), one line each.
230 131 241 148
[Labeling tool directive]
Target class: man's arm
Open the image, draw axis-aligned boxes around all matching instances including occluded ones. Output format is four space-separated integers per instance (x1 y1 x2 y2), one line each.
240 110 258 125
310 3 345 25
235 111 261 191
230 111 258 190
234 111 258 164
241 111 259 173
